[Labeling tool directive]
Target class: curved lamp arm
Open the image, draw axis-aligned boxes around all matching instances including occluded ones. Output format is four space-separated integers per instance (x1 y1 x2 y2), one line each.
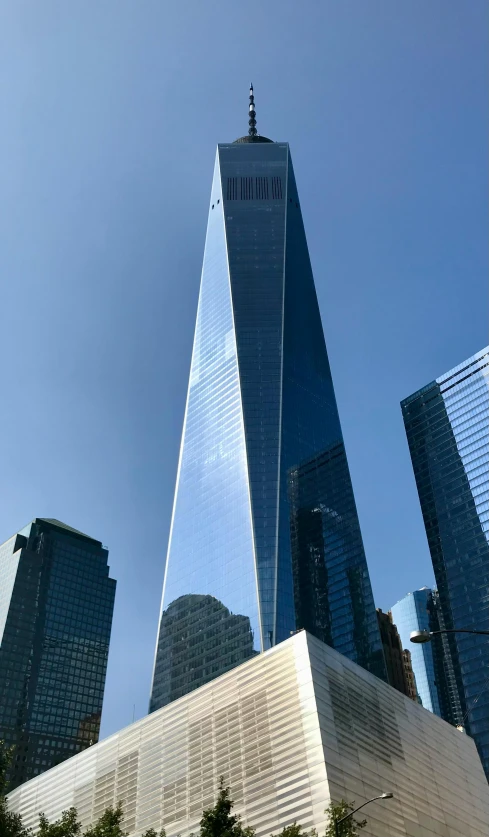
334 793 393 836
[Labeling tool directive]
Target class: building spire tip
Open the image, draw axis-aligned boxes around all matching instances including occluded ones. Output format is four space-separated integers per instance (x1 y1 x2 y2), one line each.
248 83 257 137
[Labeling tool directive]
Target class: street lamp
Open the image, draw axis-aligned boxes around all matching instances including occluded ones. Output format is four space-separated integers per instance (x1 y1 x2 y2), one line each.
333 793 393 837
410 629 489 644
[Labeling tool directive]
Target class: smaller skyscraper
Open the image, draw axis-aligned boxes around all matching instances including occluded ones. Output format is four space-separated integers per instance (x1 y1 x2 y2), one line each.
391 588 462 726
402 649 418 702
376 608 417 700
0 518 116 789
402 347 489 777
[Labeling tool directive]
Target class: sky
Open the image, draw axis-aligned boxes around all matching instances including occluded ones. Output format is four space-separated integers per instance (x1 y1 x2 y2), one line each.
0 1 487 739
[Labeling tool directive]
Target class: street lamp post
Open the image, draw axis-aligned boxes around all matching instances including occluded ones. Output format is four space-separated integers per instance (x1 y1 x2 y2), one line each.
410 629 489 644
333 793 393 837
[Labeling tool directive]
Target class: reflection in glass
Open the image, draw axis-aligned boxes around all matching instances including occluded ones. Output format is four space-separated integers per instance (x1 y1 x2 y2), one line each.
402 347 489 778
150 140 387 712
288 443 386 677
150 594 256 709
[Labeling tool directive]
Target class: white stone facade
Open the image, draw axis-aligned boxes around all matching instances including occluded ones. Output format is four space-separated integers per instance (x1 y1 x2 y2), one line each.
7 632 489 837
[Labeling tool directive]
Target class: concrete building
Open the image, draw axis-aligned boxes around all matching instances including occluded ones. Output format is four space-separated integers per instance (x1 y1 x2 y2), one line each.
8 632 489 837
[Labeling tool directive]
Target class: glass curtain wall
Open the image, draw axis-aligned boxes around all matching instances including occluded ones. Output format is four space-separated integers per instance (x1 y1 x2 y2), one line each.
401 347 489 777
151 139 386 712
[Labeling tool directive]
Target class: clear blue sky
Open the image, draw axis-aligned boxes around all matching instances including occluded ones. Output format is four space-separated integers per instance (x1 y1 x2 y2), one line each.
0 1 486 738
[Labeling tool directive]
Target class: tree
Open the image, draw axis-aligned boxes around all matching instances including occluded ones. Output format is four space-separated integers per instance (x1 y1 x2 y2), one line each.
200 778 255 837
83 804 127 837
0 740 31 837
271 823 316 837
141 830 166 837
324 801 366 837
38 808 81 837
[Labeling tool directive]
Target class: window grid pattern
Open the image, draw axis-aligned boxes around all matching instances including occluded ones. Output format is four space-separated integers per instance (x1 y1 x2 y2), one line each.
0 519 115 789
150 154 260 712
151 140 386 715
401 347 489 779
391 590 441 715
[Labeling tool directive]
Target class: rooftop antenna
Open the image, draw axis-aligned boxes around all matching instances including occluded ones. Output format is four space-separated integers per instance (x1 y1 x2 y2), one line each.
248 83 257 137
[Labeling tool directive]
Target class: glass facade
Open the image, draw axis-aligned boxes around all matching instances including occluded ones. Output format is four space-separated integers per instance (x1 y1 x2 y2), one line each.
401 347 489 777
0 518 116 789
150 138 386 712
376 608 418 700
391 588 459 719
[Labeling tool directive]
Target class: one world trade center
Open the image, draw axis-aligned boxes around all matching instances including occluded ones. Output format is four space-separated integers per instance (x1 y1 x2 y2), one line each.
150 88 386 711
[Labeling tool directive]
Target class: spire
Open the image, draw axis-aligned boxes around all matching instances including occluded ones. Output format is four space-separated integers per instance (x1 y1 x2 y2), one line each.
248 83 257 137
233 84 273 143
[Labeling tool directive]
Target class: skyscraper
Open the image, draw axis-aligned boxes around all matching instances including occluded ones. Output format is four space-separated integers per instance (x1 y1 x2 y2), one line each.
150 89 385 712
376 608 417 700
402 649 418 703
401 347 489 777
0 518 116 789
391 588 462 724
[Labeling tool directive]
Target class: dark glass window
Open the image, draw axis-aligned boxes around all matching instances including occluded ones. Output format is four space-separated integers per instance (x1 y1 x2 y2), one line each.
0 519 116 789
401 348 489 778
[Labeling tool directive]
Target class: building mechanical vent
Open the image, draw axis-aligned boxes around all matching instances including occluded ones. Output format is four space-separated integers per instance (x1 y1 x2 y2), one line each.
226 176 283 201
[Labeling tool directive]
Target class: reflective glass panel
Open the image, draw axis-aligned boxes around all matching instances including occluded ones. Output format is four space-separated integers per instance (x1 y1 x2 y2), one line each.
402 347 489 778
150 155 260 711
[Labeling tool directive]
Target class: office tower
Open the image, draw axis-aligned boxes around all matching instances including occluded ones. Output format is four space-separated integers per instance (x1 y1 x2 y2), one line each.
9 633 489 837
402 649 419 702
376 608 417 699
402 347 489 776
150 89 386 711
0 518 116 789
391 589 452 719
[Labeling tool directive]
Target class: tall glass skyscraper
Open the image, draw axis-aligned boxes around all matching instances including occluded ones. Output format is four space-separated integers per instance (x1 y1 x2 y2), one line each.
0 518 116 789
402 347 489 777
391 588 462 724
150 90 386 712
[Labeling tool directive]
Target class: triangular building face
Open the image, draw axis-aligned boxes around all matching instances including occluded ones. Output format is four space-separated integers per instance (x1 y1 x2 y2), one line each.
150 136 385 711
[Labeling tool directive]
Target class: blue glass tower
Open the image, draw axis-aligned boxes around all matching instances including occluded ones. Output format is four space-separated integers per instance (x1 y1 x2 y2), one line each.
391 588 463 724
0 518 116 789
402 347 489 778
150 90 386 712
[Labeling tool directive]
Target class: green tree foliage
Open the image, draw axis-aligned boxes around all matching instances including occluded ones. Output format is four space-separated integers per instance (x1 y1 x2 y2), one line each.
271 822 317 837
37 803 128 837
200 778 255 837
83 804 127 837
324 800 367 837
0 740 31 837
38 808 81 837
0 752 366 837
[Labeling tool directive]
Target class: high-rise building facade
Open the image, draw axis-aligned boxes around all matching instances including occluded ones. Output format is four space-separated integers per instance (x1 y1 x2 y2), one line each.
150 91 386 711
401 347 489 776
376 608 417 700
402 649 419 702
391 588 462 723
0 518 116 789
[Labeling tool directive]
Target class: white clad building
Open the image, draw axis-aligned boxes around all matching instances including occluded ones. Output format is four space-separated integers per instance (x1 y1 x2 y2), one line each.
8 632 489 837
